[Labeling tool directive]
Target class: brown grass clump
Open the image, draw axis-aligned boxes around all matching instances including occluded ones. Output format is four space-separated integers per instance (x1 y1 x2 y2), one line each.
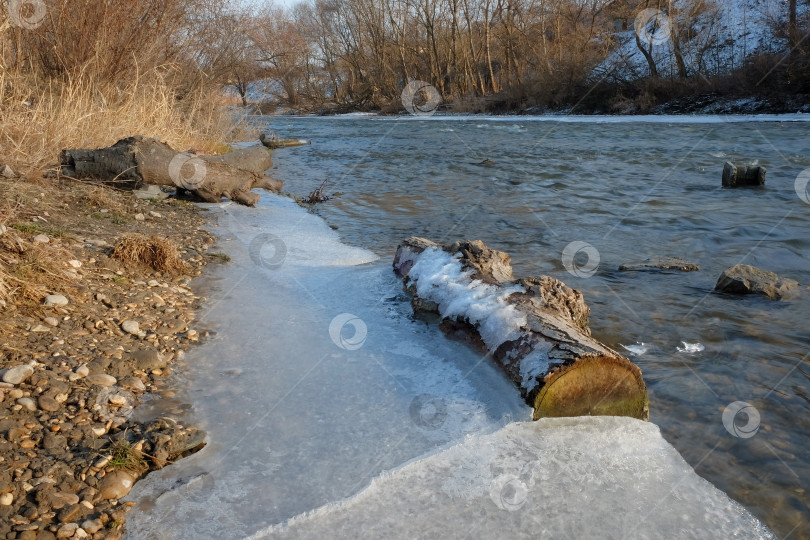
111 234 189 275
80 185 127 213
0 226 71 303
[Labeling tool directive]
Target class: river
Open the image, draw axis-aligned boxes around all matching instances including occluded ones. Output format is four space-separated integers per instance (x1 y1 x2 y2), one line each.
125 114 809 539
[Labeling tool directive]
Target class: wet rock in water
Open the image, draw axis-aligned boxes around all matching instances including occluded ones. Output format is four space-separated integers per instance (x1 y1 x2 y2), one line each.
3 364 34 384
722 161 766 187
86 374 117 387
619 257 700 272
44 294 69 307
98 471 136 500
715 264 798 300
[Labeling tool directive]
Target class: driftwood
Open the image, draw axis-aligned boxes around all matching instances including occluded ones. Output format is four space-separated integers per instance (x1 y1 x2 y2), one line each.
60 136 284 206
393 237 649 421
304 179 330 203
722 161 766 187
259 133 311 149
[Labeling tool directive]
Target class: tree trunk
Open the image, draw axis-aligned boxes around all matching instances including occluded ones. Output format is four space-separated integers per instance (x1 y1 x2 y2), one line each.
393 237 649 421
60 136 283 206
635 32 658 77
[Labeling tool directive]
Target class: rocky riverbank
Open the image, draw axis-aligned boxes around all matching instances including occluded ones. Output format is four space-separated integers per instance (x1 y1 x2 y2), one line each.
0 176 222 539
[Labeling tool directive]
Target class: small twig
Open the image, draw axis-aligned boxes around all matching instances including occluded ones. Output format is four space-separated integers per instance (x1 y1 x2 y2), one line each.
304 179 330 204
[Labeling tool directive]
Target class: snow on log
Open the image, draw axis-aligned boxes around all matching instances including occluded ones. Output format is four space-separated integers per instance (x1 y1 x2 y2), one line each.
60 136 284 206
393 237 649 421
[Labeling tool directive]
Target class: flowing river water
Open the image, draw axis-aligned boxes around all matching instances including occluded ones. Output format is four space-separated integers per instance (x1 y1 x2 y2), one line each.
126 114 809 539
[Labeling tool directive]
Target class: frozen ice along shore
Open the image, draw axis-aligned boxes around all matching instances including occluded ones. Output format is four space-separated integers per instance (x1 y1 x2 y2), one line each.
252 417 773 539
124 194 771 539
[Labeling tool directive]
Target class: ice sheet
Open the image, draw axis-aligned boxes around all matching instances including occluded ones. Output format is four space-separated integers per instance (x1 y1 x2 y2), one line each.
252 416 773 539
123 196 529 538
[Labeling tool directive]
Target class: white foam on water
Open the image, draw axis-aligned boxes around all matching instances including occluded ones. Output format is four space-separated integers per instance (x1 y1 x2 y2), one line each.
621 342 649 356
677 342 706 354
251 416 774 539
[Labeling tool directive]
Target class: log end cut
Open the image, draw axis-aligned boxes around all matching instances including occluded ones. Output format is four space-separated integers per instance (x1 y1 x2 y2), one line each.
532 354 649 421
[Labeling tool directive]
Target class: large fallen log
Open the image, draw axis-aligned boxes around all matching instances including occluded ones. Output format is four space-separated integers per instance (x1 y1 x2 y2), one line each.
393 237 649 421
60 136 284 206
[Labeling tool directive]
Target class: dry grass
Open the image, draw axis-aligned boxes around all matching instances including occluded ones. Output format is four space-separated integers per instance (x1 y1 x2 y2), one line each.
0 68 247 176
0 223 71 303
111 233 188 275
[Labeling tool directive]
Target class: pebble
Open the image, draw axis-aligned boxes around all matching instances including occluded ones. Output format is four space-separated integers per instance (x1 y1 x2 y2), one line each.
81 519 102 534
44 294 69 307
33 233 50 243
44 317 59 327
56 523 78 538
38 395 61 412
149 211 162 218
86 374 117 387
68 260 82 268
0 492 12 505
121 320 140 335
31 324 51 332
75 365 89 377
134 213 145 221
17 397 36 411
3 365 34 384
1 164 14 178
98 470 136 500
120 377 146 392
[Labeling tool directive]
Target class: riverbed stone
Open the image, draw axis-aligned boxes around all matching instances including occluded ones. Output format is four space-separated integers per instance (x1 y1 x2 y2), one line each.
715 264 799 300
98 471 136 500
86 374 117 387
44 294 68 307
130 348 166 372
38 395 61 412
121 320 140 335
17 397 36 411
3 365 34 384
619 257 700 272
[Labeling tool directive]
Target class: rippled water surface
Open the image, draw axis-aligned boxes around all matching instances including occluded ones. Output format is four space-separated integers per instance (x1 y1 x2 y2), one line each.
265 115 810 538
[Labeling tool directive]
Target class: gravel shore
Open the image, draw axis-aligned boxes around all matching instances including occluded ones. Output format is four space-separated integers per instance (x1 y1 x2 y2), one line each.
0 177 223 539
